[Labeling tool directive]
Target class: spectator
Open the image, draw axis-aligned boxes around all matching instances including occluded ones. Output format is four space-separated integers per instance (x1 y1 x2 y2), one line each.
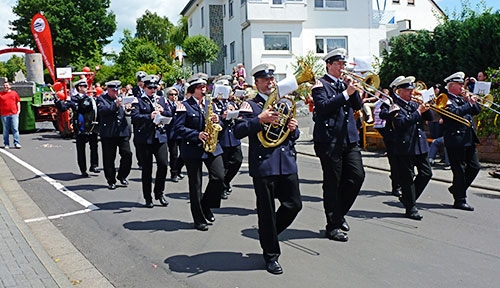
0 82 21 149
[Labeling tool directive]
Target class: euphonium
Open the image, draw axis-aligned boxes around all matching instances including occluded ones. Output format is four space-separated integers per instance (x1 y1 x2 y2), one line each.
257 60 315 148
203 97 223 153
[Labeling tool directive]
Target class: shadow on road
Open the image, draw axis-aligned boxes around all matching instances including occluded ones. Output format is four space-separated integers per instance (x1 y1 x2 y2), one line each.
241 227 321 241
123 219 194 232
93 201 145 214
165 252 263 276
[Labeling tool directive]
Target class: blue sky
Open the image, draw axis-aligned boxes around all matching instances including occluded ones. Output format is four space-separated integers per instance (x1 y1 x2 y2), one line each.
1 0 499 62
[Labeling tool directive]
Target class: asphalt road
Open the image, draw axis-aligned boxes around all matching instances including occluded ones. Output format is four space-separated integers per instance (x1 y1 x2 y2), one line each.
2 123 500 288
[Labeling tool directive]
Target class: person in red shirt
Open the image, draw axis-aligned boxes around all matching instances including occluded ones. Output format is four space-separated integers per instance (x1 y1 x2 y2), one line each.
0 82 21 149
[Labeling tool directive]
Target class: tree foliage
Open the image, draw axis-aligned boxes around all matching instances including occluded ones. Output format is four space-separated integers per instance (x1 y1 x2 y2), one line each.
379 9 500 89
6 0 116 66
183 35 220 68
135 10 173 59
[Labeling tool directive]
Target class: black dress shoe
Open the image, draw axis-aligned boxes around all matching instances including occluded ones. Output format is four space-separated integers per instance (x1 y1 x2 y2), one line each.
108 183 116 190
392 188 402 197
117 178 129 186
194 223 208 231
89 166 100 173
156 195 169 207
144 202 154 208
453 202 474 211
326 229 348 242
203 208 215 222
266 260 283 275
177 173 184 179
226 186 232 194
171 175 179 183
340 218 350 232
221 191 229 200
405 211 423 220
81 172 89 177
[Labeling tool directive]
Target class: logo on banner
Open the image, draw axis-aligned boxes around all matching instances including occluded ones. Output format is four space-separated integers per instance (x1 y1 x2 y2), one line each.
33 17 45 33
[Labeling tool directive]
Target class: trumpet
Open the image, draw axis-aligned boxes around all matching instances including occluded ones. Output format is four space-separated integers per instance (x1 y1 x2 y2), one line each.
462 89 500 115
412 92 471 127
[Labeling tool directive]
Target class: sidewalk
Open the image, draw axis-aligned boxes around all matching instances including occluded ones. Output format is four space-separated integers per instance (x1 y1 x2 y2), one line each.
295 126 500 193
0 177 71 287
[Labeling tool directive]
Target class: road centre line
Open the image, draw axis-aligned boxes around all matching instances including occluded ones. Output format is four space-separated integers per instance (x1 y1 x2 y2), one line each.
0 149 100 222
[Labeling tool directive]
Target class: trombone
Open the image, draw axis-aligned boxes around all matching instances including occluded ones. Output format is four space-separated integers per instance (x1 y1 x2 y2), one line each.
412 91 471 127
340 69 393 104
462 89 500 115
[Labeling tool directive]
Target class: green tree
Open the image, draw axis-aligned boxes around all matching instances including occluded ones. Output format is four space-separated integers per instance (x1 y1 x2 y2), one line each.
6 0 116 66
182 35 219 71
3 55 26 81
135 10 173 59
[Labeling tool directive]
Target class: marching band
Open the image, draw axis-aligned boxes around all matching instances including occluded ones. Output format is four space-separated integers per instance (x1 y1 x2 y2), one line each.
57 56 487 274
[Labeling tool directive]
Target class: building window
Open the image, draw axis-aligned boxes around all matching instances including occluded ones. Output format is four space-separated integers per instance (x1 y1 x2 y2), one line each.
314 0 346 9
201 7 204 28
393 0 400 3
229 0 234 18
264 33 290 51
223 4 226 17
272 0 283 4
241 0 246 4
315 36 347 54
230 41 235 62
407 0 414 5
189 18 192 27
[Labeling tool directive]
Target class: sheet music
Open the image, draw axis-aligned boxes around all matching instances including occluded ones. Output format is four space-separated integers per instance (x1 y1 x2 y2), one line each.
122 96 136 105
226 110 240 120
153 114 172 125
473 81 491 95
420 87 435 104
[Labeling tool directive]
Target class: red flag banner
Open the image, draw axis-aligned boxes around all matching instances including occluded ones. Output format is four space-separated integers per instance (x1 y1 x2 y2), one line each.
31 13 55 82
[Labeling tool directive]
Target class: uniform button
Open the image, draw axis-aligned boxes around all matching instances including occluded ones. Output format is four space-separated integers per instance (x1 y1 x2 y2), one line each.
229 129 232 132
418 135 421 138
258 155 262 159
326 124 329 126
346 120 349 123
187 141 190 144
281 147 285 151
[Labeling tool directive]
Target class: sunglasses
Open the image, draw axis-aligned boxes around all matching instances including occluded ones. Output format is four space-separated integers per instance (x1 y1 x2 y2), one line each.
146 86 157 89
168 93 178 96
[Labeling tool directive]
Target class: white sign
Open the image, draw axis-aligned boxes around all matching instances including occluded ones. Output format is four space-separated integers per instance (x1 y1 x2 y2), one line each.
56 67 72 79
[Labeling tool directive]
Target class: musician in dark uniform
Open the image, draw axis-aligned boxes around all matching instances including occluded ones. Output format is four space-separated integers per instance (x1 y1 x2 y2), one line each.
165 86 185 182
55 79 99 177
312 48 365 242
173 74 225 232
131 75 171 208
390 76 433 220
234 63 302 275
442 72 481 211
96 80 132 190
132 70 147 169
212 81 243 199
377 76 405 197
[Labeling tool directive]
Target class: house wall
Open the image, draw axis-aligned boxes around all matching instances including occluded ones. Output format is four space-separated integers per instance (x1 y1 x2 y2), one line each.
181 0 444 81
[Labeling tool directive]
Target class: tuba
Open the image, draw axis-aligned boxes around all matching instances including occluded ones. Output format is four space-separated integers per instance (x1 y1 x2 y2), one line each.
257 60 315 148
203 97 223 153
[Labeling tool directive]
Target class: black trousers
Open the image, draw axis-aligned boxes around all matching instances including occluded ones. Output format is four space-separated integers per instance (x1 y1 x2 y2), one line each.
76 132 98 173
382 139 400 191
167 139 184 176
184 154 225 225
137 141 168 202
253 174 302 262
318 145 365 231
447 145 480 201
222 145 243 190
101 136 132 185
395 153 432 211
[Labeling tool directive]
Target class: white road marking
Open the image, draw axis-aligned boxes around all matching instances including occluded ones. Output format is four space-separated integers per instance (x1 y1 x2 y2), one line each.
0 149 99 222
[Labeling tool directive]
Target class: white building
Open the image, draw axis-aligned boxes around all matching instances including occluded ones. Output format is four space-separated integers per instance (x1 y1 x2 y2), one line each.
180 0 445 81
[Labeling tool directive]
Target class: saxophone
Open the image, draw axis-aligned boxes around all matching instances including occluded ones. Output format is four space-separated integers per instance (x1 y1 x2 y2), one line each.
203 97 223 153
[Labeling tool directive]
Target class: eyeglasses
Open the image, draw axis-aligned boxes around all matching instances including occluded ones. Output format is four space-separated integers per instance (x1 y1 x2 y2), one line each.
168 93 178 96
